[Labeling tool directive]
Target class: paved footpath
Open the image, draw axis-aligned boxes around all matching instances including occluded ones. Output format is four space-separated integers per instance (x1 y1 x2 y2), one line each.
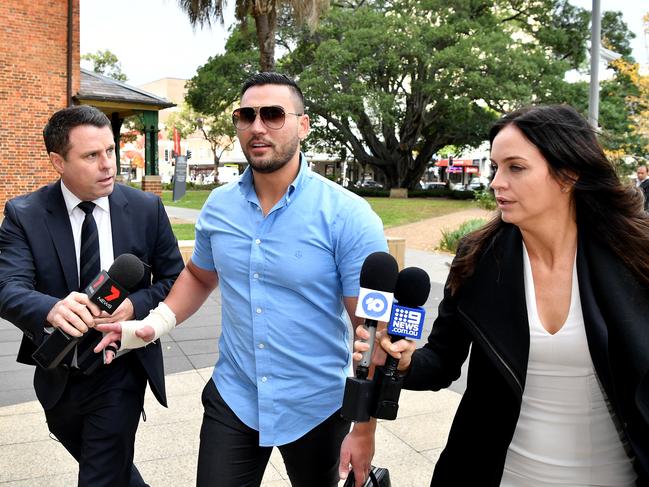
0 206 483 486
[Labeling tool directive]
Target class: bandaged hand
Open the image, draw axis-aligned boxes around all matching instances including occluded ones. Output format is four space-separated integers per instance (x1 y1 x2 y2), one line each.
94 302 176 353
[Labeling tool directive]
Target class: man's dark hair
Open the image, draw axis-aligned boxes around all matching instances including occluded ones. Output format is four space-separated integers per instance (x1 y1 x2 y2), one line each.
241 72 305 112
43 105 112 158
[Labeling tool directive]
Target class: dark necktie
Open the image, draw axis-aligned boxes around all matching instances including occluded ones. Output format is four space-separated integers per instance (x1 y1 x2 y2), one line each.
78 201 100 291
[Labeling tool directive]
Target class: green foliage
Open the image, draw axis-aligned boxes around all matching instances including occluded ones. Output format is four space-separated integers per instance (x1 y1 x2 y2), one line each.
279 0 583 189
474 188 496 210
185 25 260 115
178 0 330 71
184 0 641 187
81 50 128 81
438 218 487 253
601 11 636 60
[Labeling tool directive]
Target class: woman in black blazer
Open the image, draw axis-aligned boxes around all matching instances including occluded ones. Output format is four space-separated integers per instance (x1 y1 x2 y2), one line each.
355 105 649 486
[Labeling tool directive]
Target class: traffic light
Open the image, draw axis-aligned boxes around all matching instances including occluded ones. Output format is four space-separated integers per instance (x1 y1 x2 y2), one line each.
164 149 169 161
186 150 192 160
448 156 454 167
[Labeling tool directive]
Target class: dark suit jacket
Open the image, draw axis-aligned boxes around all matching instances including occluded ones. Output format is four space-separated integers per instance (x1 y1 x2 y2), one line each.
0 181 185 410
404 224 649 486
640 179 649 212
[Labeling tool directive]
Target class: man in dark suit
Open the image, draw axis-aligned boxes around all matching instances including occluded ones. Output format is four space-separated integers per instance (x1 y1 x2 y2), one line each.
637 165 649 212
0 105 185 486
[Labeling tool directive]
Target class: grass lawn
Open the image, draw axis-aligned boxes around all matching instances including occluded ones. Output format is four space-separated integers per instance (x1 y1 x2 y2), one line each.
162 191 210 210
166 190 477 239
172 223 196 240
365 197 475 228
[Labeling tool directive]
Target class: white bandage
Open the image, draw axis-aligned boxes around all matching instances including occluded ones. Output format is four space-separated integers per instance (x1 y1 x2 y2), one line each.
119 302 176 350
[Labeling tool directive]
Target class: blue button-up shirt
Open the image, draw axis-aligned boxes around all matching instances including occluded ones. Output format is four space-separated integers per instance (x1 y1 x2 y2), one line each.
192 156 387 446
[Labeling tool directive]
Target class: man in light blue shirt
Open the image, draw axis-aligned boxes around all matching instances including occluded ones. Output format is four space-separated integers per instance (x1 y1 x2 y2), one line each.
96 73 387 486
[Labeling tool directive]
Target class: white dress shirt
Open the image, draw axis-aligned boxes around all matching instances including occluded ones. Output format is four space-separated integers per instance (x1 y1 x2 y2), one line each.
60 181 114 286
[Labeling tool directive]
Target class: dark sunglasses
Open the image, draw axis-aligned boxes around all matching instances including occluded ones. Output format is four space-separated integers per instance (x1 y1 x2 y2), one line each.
232 105 303 130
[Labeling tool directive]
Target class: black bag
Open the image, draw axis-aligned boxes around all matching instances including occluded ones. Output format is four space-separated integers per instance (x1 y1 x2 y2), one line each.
342 465 391 487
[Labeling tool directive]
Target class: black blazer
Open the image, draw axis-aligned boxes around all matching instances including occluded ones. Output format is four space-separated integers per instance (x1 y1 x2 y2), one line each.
0 181 185 410
405 224 649 486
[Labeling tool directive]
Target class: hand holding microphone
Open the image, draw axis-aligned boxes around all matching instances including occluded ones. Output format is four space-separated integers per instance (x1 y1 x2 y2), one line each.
341 251 399 423
32 253 145 371
372 266 430 420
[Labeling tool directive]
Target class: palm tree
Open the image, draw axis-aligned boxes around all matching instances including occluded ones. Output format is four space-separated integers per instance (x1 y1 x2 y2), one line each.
178 0 329 71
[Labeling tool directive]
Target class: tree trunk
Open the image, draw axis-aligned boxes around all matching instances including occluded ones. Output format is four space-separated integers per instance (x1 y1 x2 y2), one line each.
254 13 276 71
213 151 220 185
372 154 429 190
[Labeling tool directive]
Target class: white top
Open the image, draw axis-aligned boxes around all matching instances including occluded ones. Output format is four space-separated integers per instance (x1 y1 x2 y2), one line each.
501 244 635 486
60 181 114 286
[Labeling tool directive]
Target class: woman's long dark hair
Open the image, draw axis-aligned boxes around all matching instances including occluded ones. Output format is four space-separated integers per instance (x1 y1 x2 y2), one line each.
448 104 649 294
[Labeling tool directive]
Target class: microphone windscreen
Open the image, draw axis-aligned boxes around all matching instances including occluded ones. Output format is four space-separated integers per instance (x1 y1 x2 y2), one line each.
107 253 145 290
359 251 399 292
394 267 431 308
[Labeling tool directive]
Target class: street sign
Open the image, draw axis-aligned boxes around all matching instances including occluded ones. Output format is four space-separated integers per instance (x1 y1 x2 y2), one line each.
172 155 187 202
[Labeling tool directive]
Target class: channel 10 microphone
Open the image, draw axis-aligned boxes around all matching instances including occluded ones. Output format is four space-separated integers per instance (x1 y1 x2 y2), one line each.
32 254 145 371
373 266 430 420
341 251 399 423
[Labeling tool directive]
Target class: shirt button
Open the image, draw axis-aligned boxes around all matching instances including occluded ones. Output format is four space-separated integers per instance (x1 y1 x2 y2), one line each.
253 273 259 279
256 307 262 314
261 376 267 382
255 238 261 245
258 343 265 349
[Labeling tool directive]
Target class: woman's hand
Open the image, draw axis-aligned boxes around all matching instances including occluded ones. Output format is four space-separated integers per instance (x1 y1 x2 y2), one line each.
353 324 416 372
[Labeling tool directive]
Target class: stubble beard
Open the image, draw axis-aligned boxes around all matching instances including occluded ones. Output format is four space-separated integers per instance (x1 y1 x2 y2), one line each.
244 137 300 174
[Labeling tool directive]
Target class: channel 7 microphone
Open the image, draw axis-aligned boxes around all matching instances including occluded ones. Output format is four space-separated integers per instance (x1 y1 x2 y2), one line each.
373 266 430 420
32 253 145 371
341 251 399 422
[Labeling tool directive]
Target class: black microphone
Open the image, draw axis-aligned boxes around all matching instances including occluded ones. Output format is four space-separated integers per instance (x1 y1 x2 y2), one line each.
32 254 145 371
341 251 399 422
373 266 430 420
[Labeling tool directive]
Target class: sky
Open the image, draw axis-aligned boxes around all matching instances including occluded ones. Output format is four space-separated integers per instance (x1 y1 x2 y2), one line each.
80 0 648 88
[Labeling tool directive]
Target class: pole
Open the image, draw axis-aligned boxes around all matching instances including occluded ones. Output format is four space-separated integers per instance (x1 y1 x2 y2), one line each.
588 0 601 128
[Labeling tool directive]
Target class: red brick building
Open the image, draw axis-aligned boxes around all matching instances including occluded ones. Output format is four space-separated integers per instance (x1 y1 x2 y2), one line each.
0 0 81 211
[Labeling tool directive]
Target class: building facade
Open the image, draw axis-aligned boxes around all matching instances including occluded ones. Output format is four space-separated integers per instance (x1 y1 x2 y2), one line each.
0 0 80 211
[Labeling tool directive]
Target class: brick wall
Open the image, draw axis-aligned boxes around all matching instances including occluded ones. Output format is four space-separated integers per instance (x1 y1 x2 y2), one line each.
0 0 80 211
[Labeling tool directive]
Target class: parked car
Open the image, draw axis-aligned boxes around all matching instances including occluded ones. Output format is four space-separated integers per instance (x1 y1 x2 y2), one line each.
357 179 384 189
467 177 490 191
420 181 446 190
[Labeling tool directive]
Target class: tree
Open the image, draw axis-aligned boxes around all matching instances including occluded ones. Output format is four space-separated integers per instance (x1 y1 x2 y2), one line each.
177 0 328 71
569 11 647 168
186 0 640 189
165 104 236 184
81 49 128 81
186 26 260 116
278 0 592 188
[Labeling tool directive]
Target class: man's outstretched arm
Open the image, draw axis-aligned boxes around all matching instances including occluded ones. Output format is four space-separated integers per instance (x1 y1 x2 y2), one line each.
94 259 218 358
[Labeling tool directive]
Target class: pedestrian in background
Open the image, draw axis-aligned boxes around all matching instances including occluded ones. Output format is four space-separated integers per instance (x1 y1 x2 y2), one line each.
636 164 649 211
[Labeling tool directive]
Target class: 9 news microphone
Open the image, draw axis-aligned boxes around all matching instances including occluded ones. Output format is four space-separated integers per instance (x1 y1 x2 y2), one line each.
32 253 145 371
341 251 399 422
373 266 430 420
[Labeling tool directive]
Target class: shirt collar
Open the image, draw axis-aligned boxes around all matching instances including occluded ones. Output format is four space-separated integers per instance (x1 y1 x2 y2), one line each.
238 154 311 203
60 180 110 216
